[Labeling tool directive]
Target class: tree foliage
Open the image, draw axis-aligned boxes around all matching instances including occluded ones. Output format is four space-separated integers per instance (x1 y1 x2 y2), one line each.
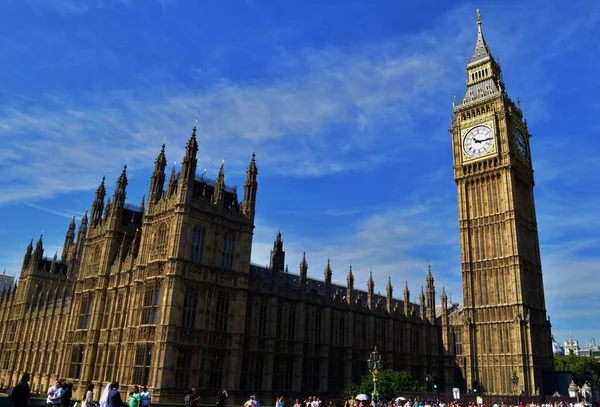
554 354 600 388
343 370 419 400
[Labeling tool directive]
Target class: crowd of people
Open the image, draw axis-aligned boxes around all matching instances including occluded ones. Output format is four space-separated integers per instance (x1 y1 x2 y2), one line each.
7 373 152 407
5 375 594 407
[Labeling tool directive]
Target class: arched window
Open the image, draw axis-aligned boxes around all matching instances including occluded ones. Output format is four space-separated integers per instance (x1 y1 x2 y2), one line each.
156 224 167 255
221 234 235 270
189 226 205 264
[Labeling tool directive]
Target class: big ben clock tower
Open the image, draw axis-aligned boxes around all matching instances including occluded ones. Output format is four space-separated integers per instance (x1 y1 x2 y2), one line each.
451 11 553 395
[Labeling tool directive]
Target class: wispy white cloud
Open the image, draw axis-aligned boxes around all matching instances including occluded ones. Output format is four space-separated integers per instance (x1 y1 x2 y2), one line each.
0 24 466 205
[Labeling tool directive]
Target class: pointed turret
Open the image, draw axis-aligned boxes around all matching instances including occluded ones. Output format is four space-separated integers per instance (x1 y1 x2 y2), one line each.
419 286 426 320
167 164 178 198
324 258 332 297
61 216 76 262
91 176 106 226
50 251 58 273
180 126 198 198
213 160 226 205
149 143 167 204
386 275 393 313
75 210 88 254
241 152 258 220
32 234 44 265
22 239 34 269
441 286 448 308
457 9 504 108
367 269 374 310
112 164 128 210
426 262 436 323
404 281 410 316
346 265 354 305
104 197 112 221
269 232 285 273
299 251 308 289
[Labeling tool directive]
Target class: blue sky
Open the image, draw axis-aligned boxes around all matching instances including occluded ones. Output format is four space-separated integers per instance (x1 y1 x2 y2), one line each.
0 0 599 345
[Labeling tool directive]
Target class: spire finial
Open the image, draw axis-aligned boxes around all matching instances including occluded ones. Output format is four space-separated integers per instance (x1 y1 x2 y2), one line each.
476 9 482 30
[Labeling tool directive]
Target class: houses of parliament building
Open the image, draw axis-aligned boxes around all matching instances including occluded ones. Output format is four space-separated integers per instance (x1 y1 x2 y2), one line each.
0 12 554 401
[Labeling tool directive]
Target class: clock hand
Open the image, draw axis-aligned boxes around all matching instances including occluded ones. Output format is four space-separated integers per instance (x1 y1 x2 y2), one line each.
473 137 492 143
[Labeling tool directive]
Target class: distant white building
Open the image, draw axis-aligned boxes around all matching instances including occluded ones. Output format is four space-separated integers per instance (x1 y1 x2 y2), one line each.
564 336 580 355
563 335 600 358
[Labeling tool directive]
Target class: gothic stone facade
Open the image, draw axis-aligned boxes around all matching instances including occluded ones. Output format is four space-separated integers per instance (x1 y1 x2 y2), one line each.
0 128 447 401
446 12 554 396
0 12 553 402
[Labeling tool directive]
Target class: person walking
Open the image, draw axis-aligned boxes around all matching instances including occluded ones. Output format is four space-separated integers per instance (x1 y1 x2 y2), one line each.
83 384 97 407
217 388 228 407
140 386 151 407
10 372 31 407
47 380 64 407
62 384 73 407
107 383 125 407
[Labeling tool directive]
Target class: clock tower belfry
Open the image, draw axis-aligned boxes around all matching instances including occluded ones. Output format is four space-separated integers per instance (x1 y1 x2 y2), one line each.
451 11 553 395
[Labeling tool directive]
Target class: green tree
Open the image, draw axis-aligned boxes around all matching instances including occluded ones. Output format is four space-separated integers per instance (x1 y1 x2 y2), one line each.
554 354 600 388
343 370 419 400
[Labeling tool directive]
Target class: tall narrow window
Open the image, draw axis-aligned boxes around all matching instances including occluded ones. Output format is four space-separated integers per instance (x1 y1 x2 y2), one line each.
181 289 198 328
142 286 160 325
32 283 43 305
245 301 253 335
114 295 123 328
106 347 116 380
156 224 167 255
174 348 191 389
68 346 84 379
287 306 295 340
208 351 225 390
215 295 229 332
258 301 267 337
454 331 463 355
78 296 93 329
133 345 153 386
189 227 205 264
221 234 235 269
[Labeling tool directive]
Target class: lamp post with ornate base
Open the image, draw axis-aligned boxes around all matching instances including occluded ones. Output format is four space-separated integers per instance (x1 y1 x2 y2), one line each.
367 347 384 401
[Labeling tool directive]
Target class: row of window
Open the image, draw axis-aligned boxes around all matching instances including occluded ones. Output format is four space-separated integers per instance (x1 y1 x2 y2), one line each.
188 226 236 269
181 289 229 332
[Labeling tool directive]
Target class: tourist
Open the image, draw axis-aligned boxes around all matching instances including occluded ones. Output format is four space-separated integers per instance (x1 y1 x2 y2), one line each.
140 386 151 407
275 396 284 407
127 386 141 407
10 372 31 407
83 384 97 407
62 383 73 407
107 383 125 407
47 380 63 407
217 388 228 407
99 384 111 407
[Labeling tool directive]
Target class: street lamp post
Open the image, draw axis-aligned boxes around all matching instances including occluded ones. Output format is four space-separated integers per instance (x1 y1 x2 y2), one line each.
367 347 384 401
511 372 519 396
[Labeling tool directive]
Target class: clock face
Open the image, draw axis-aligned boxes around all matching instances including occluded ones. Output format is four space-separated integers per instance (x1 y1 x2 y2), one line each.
513 128 528 160
463 125 495 158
